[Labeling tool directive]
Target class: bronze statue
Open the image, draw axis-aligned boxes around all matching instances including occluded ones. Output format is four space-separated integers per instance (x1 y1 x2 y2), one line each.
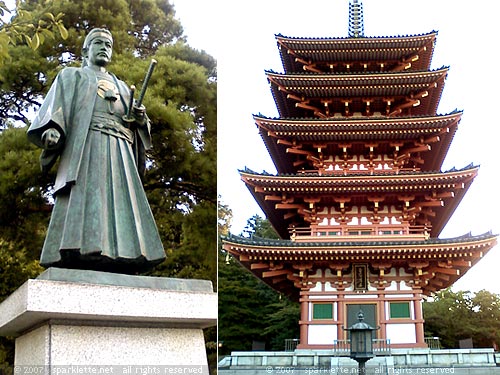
27 28 166 274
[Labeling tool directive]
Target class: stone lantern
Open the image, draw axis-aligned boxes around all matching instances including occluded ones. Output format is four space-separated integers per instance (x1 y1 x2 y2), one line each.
344 310 378 374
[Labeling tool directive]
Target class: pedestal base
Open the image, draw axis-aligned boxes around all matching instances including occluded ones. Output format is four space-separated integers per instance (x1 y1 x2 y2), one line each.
0 268 217 368
15 324 208 366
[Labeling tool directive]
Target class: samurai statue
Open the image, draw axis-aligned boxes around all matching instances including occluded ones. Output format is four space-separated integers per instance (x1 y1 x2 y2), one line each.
27 28 166 274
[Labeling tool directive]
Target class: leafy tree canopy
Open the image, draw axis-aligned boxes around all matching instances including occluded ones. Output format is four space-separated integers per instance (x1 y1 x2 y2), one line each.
240 213 280 239
0 0 68 74
0 0 216 368
0 0 216 273
424 288 500 349
218 211 299 354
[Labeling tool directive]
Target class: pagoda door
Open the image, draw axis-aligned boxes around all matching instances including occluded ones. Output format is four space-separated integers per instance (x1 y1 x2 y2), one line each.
346 303 377 339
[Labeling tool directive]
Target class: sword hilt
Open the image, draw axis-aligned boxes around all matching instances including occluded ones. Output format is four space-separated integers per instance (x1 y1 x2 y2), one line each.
122 85 136 123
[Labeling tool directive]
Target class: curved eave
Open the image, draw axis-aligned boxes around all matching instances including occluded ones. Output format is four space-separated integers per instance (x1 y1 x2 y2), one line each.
275 31 437 50
241 178 290 239
253 111 461 130
267 69 447 118
240 166 478 238
240 165 478 187
266 68 448 88
254 112 461 173
222 231 497 298
275 31 438 44
222 231 496 252
276 31 437 73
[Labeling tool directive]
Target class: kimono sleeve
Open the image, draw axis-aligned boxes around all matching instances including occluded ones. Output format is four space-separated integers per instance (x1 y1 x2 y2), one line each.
27 68 76 171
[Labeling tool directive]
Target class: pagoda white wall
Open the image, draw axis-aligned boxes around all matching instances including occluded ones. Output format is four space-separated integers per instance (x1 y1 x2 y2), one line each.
300 267 426 349
308 324 337 345
386 323 417 344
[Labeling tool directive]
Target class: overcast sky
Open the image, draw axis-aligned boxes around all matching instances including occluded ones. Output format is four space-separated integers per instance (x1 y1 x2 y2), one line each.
174 0 499 293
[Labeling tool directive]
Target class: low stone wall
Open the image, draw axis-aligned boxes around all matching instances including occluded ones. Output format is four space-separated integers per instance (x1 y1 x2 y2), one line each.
390 348 497 367
219 348 500 374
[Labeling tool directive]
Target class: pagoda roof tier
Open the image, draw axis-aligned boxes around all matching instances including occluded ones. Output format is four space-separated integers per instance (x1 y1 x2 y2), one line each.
266 68 447 118
222 231 497 299
254 111 461 174
276 32 437 74
240 165 478 239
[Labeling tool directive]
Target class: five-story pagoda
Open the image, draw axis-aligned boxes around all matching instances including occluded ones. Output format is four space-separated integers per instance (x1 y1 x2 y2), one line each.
222 0 497 349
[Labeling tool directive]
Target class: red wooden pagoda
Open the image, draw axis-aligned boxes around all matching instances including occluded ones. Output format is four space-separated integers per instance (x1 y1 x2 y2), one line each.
222 1 497 349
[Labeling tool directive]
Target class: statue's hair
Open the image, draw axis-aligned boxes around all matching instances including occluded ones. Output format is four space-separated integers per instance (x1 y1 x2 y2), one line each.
81 28 113 66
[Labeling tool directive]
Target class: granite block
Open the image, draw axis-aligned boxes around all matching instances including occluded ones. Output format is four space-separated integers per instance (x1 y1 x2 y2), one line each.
0 272 216 367
0 273 216 336
15 323 208 366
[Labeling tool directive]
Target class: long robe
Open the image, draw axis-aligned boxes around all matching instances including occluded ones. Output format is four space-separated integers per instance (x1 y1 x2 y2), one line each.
28 66 166 274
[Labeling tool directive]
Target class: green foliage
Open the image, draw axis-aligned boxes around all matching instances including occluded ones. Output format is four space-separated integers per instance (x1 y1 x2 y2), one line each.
218 212 299 353
128 0 184 56
0 0 70 123
151 201 216 285
218 250 300 353
0 126 53 255
111 43 217 205
0 0 216 368
0 239 43 303
0 0 187 126
0 0 68 71
263 300 300 350
218 197 233 237
424 288 500 348
0 239 43 370
241 214 279 239
218 252 276 352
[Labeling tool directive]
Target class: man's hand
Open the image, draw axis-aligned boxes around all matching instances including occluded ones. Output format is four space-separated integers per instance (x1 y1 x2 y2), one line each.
132 104 146 125
41 128 62 150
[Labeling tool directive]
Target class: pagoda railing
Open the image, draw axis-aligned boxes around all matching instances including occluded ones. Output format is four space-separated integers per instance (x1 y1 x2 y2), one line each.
332 339 391 357
297 167 422 176
290 224 430 242
425 337 442 350
284 338 299 352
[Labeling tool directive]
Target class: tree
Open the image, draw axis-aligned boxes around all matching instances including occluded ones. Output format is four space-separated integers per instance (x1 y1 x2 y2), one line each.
0 0 216 368
0 126 54 255
263 299 300 350
1 0 216 273
0 0 185 126
218 248 280 353
0 239 43 370
218 196 233 237
468 290 500 348
241 214 280 239
0 1 68 73
218 211 300 354
423 289 500 349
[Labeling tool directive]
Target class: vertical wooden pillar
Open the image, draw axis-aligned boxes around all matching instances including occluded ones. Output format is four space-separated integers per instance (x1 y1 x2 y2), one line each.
414 296 426 347
337 296 344 340
378 294 386 341
299 297 309 348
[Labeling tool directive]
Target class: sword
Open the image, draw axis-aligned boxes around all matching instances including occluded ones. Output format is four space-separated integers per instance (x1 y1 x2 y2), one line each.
123 58 157 123
136 59 157 108
123 85 136 121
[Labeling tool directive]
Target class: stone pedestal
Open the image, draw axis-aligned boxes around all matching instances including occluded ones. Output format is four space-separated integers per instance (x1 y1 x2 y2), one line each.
0 268 217 368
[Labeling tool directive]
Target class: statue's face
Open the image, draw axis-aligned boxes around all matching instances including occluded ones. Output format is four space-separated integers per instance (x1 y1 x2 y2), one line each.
87 37 113 67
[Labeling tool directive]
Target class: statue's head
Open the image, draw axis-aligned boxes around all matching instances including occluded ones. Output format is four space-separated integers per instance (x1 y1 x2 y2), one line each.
82 28 114 67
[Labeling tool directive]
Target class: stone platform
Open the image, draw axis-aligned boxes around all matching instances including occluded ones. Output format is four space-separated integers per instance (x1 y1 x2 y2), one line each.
219 348 500 375
0 268 217 367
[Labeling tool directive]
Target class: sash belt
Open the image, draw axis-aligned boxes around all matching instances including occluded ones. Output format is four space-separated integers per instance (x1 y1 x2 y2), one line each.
90 114 134 144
